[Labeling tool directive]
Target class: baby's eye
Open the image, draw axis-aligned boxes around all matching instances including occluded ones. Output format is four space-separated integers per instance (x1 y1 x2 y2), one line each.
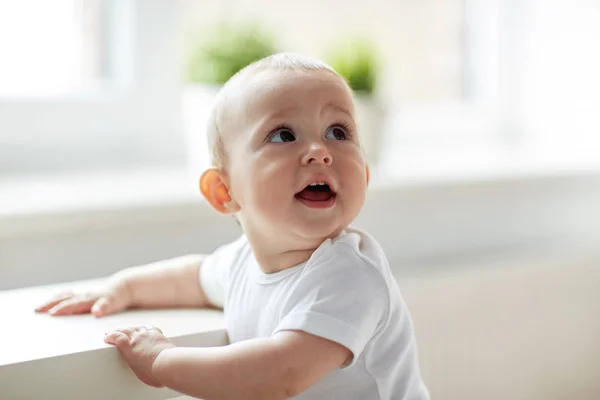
269 128 296 143
325 125 349 140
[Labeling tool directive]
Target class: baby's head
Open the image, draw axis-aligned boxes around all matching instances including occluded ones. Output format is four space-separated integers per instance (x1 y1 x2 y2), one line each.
200 53 369 251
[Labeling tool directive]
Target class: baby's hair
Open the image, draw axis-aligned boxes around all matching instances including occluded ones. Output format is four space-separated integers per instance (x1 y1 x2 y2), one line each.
206 52 343 168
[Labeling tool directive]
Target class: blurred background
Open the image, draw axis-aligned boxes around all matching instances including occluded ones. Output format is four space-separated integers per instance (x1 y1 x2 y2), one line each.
1 0 599 399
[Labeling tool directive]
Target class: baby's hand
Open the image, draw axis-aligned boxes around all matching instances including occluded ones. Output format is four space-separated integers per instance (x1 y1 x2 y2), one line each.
104 325 175 388
34 280 131 317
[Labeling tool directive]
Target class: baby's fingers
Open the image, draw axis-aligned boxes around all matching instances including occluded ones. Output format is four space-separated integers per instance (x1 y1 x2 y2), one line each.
47 296 96 316
91 296 126 318
34 292 74 313
104 331 131 348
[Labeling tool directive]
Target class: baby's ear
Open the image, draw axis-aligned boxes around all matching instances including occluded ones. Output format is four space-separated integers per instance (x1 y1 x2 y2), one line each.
199 168 240 214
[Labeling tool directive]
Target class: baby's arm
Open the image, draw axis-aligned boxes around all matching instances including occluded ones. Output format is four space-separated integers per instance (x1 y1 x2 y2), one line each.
114 255 212 310
36 254 215 317
105 326 350 400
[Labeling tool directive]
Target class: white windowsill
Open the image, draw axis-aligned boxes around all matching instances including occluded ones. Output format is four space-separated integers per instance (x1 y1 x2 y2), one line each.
0 279 227 400
1 151 599 239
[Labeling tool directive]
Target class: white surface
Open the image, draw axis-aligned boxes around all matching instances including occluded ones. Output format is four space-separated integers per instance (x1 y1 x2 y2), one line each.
0 279 226 400
0 167 198 219
0 279 226 366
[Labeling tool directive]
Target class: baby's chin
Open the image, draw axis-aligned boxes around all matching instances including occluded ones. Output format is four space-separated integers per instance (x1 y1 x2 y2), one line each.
290 215 347 242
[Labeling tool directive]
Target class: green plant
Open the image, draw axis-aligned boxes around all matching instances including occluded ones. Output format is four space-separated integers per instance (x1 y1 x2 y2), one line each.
185 22 278 85
326 38 379 95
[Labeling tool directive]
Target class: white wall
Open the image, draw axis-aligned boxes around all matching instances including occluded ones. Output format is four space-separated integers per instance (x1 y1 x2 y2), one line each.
400 251 600 400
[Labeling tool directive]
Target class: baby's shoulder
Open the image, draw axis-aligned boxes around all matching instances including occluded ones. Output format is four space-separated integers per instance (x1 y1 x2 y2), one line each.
320 227 388 269
308 227 392 285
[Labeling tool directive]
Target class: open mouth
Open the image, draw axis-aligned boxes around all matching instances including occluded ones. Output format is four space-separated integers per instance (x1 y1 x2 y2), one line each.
295 182 336 208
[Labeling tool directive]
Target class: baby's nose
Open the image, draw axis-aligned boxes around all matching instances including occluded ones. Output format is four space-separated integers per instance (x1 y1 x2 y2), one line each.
302 143 332 165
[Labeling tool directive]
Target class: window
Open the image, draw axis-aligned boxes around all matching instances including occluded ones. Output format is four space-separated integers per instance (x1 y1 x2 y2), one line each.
520 0 600 157
2 1 597 177
0 0 184 175
389 0 600 167
0 0 104 97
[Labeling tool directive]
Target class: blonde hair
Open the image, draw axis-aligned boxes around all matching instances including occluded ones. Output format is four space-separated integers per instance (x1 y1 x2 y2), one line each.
206 52 343 168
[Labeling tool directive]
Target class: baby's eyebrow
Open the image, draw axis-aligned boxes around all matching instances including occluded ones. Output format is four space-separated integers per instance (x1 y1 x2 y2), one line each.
250 107 294 137
264 106 297 121
321 102 353 118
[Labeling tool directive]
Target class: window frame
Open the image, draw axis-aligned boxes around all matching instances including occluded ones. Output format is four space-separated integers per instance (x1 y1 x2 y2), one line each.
0 0 184 175
383 0 504 150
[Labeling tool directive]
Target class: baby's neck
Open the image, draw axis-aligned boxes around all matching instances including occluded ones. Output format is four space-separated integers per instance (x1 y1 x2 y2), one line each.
255 248 316 274
247 229 343 274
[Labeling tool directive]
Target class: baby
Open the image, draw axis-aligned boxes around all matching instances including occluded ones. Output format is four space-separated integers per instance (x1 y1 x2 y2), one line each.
35 53 430 400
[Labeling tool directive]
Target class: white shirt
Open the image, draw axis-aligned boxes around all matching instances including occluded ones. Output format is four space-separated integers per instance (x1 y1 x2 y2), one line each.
200 227 430 400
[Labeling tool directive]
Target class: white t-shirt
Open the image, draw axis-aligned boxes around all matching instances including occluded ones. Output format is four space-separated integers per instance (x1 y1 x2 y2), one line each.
200 227 430 400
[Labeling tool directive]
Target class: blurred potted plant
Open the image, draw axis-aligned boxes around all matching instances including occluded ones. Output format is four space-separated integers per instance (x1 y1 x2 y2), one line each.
182 22 277 175
326 38 385 166
185 22 277 86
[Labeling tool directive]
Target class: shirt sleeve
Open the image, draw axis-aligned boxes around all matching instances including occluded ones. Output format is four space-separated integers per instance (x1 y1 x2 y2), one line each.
272 247 389 369
199 234 247 308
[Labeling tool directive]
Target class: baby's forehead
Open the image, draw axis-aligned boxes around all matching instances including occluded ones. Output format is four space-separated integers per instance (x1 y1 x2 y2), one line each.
243 67 348 95
224 68 353 118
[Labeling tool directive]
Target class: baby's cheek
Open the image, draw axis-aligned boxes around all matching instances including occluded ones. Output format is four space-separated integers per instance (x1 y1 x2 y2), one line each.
255 188 287 213
227 173 250 207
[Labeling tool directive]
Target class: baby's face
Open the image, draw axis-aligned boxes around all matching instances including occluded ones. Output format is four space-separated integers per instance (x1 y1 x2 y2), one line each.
224 69 367 245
